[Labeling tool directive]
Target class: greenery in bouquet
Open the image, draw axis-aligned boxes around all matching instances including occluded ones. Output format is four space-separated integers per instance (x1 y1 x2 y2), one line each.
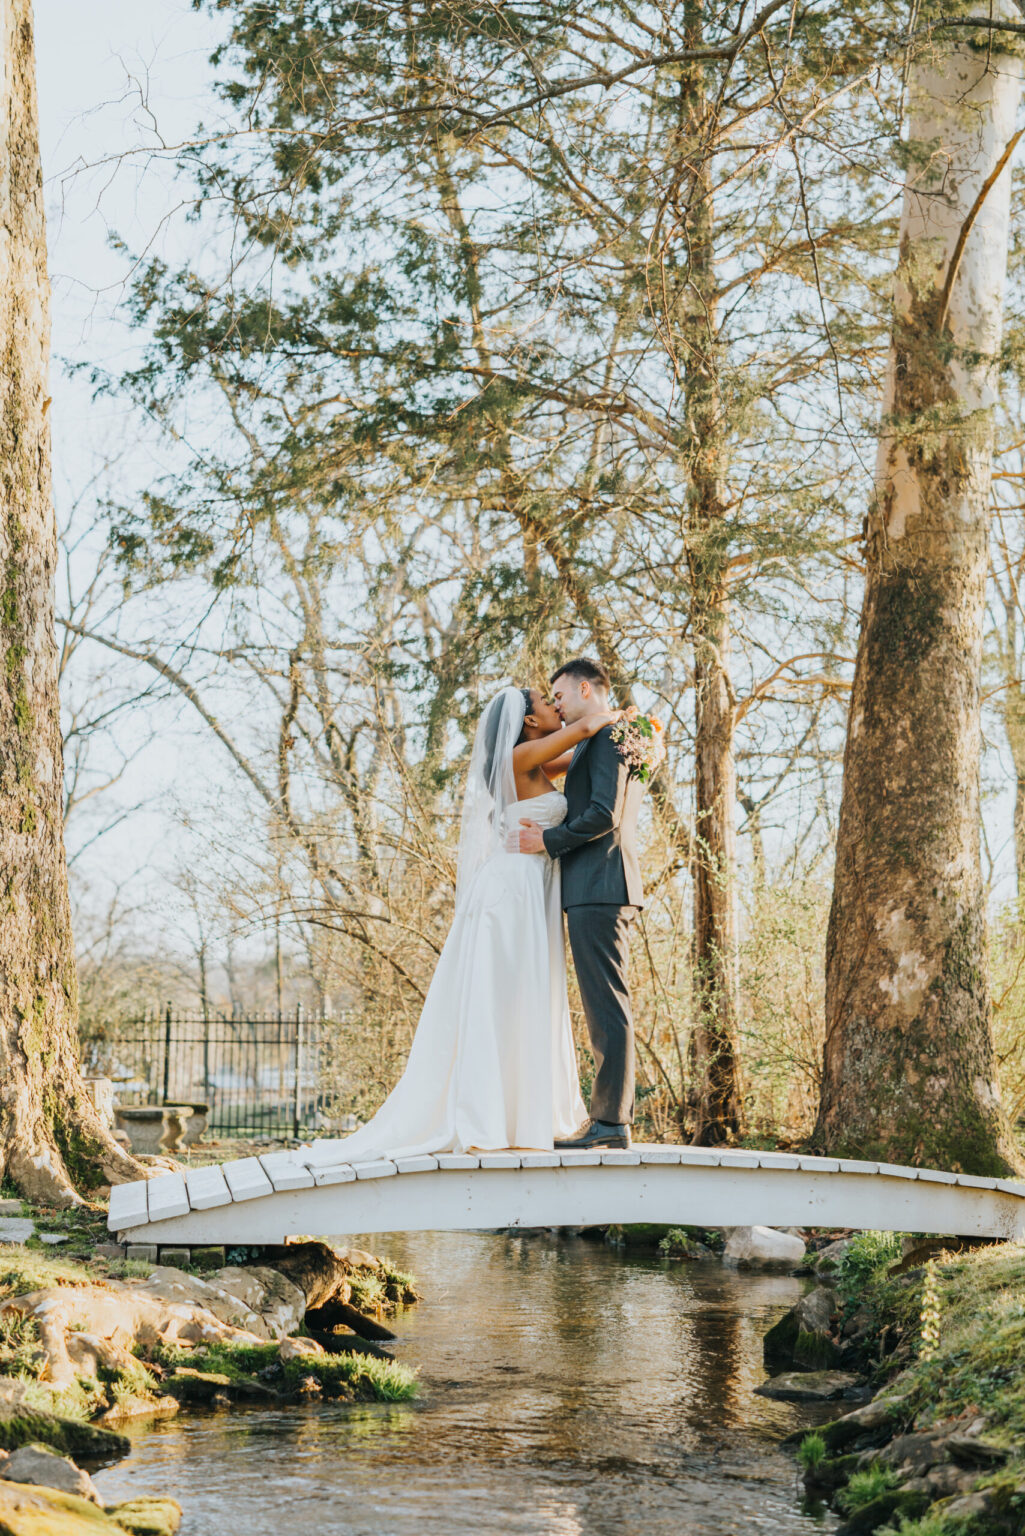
608 712 666 783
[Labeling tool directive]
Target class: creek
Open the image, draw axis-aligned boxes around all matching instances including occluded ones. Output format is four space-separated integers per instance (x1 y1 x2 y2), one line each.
93 1230 838 1535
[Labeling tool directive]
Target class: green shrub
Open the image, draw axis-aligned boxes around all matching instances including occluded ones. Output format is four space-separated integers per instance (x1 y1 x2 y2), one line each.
834 1231 903 1300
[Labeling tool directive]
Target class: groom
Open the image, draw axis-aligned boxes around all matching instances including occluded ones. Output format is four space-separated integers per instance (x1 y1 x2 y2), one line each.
517 657 644 1151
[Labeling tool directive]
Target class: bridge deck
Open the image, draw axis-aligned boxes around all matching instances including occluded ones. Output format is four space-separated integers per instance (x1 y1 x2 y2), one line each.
108 1146 1025 1245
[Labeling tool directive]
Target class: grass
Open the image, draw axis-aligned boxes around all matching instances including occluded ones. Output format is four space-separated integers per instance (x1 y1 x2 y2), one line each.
0 1247 100 1298
833 1230 903 1301
797 1432 826 1472
808 1241 1025 1534
348 1270 386 1313
873 1244 1025 1446
836 1465 900 1513
877 1517 960 1536
149 1338 418 1403
377 1257 418 1302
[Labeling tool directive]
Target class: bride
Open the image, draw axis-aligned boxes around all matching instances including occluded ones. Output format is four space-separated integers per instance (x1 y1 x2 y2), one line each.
297 684 628 1166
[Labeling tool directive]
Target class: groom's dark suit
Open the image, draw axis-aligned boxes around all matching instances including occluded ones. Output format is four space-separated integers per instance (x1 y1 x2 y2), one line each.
542 727 643 1125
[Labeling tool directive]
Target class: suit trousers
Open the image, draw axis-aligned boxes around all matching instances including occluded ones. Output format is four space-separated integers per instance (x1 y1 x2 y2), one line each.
566 903 638 1126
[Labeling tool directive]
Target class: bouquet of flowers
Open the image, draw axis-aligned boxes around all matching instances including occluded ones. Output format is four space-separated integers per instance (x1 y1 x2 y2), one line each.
609 709 666 782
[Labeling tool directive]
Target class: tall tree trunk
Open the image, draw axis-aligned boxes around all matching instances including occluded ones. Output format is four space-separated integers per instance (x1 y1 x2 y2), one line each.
677 14 743 1145
0 0 140 1202
816 13 1022 1173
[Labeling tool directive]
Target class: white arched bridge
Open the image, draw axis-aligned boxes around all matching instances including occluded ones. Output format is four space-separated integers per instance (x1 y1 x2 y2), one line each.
108 1146 1025 1245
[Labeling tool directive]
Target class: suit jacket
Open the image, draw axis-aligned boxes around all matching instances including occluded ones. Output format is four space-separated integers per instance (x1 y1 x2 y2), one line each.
542 726 644 909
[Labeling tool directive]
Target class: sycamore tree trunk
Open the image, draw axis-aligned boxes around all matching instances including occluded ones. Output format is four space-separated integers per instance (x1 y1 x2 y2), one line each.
816 14 1023 1173
0 0 141 1202
678 14 743 1145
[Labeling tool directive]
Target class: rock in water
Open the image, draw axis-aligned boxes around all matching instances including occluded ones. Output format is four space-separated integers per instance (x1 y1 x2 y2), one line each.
107 1496 183 1536
278 1336 326 1363
0 1480 181 1536
755 1370 860 1401
722 1226 806 1268
1 1442 101 1504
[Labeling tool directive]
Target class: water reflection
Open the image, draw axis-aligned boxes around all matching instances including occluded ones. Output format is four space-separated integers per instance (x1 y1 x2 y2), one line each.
94 1231 836 1536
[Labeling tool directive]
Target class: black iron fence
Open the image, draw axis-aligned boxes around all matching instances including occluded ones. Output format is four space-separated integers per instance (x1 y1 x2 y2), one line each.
81 1006 354 1140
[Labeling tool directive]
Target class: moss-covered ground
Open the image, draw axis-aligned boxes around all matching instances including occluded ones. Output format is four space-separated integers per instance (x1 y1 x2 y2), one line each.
147 1338 417 1404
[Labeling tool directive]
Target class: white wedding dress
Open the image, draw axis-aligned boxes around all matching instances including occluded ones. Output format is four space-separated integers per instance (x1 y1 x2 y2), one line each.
296 691 586 1169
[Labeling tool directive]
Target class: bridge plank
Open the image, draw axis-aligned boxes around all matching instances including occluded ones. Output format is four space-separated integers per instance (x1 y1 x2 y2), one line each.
757 1153 801 1170
184 1164 232 1210
798 1156 841 1173
437 1154 480 1170
223 1158 274 1202
147 1172 190 1223
877 1163 920 1180
997 1179 1025 1196
639 1147 682 1164
354 1159 398 1180
557 1150 602 1166
601 1150 640 1165
479 1153 521 1169
838 1159 878 1175
676 1149 720 1166
917 1168 956 1184
520 1152 561 1168
312 1164 357 1186
258 1152 314 1191
394 1156 439 1174
955 1173 999 1190
108 1180 148 1231
719 1151 759 1168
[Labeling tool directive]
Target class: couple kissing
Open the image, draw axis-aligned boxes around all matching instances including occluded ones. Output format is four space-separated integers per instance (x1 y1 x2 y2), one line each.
297 657 649 1171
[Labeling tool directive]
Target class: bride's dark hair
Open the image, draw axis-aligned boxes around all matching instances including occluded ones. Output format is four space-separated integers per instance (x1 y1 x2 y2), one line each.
482 687 533 793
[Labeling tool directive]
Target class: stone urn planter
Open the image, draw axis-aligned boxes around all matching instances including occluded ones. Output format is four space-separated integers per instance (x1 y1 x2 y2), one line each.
114 1105 192 1155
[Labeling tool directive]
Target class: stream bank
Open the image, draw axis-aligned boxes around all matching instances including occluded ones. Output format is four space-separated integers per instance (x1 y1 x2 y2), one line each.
764 1233 1025 1535
0 1198 419 1535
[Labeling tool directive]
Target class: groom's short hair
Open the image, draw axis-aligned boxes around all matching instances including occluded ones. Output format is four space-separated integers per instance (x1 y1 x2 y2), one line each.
550 657 610 690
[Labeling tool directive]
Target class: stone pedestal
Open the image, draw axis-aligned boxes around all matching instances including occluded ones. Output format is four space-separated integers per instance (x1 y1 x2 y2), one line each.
181 1103 210 1145
114 1105 192 1155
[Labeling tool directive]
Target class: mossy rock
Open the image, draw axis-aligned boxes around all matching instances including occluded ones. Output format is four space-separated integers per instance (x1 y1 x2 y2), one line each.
161 1370 271 1405
0 1480 125 1535
0 1409 128 1464
786 1402 904 1454
152 1340 417 1404
606 1224 675 1248
762 1308 799 1368
104 1501 181 1536
835 1487 930 1536
793 1327 843 1370
803 1451 861 1495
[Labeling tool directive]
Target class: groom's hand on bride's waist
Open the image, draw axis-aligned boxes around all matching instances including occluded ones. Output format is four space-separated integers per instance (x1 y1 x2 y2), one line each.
513 819 546 854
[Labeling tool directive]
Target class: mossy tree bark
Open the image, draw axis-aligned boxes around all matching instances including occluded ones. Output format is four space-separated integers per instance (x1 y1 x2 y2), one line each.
677 5 743 1145
816 10 1023 1173
0 0 142 1202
